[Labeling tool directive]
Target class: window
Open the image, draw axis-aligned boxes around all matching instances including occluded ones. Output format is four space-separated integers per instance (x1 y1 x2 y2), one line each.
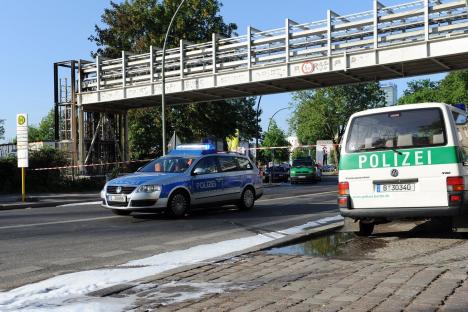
453 111 468 163
292 159 314 167
346 108 446 153
237 157 253 170
219 156 239 172
193 157 219 175
140 157 195 173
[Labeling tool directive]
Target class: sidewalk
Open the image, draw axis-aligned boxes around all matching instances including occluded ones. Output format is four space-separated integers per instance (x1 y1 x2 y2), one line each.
97 221 468 312
0 192 100 210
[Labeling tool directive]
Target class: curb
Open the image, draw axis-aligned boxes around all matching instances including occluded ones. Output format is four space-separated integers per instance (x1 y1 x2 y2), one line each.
0 198 100 211
89 220 343 297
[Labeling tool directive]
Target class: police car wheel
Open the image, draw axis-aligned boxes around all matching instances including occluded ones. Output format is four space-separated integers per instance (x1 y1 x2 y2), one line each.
239 187 255 210
111 209 131 216
168 191 189 218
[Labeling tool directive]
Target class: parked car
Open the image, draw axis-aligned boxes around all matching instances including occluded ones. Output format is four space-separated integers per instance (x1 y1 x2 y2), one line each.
263 166 289 183
101 144 263 217
290 157 321 184
322 164 337 172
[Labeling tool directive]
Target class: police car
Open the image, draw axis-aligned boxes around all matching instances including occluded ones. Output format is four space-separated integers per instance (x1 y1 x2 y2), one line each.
101 144 263 217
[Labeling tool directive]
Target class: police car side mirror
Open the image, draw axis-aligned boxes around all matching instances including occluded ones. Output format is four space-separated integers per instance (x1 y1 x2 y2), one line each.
136 167 143 172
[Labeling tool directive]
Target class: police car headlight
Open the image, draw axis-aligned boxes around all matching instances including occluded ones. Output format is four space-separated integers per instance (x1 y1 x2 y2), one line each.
137 185 161 193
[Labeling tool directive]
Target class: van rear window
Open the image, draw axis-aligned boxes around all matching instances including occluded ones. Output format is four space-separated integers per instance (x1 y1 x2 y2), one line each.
346 108 446 153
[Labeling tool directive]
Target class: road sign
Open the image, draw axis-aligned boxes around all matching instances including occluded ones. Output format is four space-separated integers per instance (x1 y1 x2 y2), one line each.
16 113 29 168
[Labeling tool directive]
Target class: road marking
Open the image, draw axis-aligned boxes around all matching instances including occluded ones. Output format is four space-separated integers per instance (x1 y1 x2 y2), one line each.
0 266 43 277
0 216 120 230
94 250 132 258
48 258 85 266
164 211 339 247
132 245 166 252
58 201 101 207
0 191 337 231
258 191 337 203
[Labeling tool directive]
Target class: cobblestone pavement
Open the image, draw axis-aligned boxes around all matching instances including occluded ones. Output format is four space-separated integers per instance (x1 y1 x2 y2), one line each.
108 222 468 312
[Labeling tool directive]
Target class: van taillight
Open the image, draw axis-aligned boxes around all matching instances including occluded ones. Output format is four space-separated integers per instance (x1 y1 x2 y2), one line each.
447 177 464 192
338 182 349 195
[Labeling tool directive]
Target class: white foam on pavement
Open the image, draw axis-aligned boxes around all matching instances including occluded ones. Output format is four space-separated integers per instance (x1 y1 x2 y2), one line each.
0 215 343 311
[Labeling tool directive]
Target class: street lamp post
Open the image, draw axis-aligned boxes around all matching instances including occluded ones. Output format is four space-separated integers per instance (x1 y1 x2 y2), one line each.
255 96 262 152
161 0 187 156
266 106 289 185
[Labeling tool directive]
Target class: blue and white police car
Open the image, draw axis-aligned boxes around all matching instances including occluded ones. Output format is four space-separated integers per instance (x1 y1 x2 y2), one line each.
101 144 263 217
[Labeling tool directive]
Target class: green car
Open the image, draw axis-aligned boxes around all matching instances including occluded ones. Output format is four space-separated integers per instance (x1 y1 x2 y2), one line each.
290 158 321 184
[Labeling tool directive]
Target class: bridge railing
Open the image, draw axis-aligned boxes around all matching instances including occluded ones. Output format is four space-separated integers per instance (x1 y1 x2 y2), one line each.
79 0 468 93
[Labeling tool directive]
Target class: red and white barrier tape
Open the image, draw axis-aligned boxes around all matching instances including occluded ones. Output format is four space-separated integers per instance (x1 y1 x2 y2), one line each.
29 159 152 171
246 144 341 151
28 144 341 171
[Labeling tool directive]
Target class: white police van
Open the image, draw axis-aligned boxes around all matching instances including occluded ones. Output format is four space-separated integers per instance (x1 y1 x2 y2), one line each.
338 103 468 235
101 144 263 217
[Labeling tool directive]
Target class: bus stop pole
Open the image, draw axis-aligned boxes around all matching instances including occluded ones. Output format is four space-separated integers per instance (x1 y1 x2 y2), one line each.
21 167 26 202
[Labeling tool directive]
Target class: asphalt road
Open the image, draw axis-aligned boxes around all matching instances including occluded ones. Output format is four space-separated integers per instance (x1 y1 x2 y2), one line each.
0 177 338 290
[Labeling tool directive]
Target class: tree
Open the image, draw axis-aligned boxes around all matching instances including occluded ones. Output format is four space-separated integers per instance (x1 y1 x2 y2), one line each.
0 119 4 140
89 0 237 58
128 97 261 158
260 120 290 163
398 79 440 104
91 0 259 158
27 109 55 142
289 83 385 160
398 71 468 105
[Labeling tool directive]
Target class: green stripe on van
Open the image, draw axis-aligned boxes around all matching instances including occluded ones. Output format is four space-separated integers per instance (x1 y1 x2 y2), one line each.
339 146 459 170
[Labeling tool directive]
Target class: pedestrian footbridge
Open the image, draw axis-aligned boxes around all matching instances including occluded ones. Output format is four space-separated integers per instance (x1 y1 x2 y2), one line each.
77 0 468 110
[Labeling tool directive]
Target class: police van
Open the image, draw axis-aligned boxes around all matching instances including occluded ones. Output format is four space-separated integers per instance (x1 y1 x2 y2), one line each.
338 103 468 235
101 144 263 217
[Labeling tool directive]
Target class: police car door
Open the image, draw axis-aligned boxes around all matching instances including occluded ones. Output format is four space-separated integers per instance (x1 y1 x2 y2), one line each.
191 156 223 204
218 156 243 200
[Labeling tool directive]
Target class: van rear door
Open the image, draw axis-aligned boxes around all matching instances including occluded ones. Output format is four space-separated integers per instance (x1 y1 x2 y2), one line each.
341 108 458 209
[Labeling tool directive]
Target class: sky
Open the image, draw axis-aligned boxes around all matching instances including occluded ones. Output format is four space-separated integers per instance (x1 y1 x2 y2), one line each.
0 0 446 143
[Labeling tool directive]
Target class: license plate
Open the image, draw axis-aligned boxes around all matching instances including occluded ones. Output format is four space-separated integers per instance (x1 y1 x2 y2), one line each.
299 176 306 179
376 183 415 192
108 194 127 202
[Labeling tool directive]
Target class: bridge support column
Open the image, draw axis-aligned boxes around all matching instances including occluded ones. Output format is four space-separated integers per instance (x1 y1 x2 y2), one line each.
78 106 85 169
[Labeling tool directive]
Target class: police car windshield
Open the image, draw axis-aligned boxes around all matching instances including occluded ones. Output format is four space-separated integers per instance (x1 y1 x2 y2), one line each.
139 157 195 173
293 160 313 167
346 108 446 153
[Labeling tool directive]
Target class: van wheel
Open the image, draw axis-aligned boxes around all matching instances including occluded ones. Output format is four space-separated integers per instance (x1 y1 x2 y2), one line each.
112 209 131 216
238 187 255 210
358 222 374 236
167 191 189 218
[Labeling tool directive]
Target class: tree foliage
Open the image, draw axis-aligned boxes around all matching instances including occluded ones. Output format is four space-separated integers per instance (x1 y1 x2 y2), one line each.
398 79 440 104
289 83 385 150
89 0 237 58
91 0 260 158
398 71 468 105
0 119 4 140
28 109 55 142
260 120 290 163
